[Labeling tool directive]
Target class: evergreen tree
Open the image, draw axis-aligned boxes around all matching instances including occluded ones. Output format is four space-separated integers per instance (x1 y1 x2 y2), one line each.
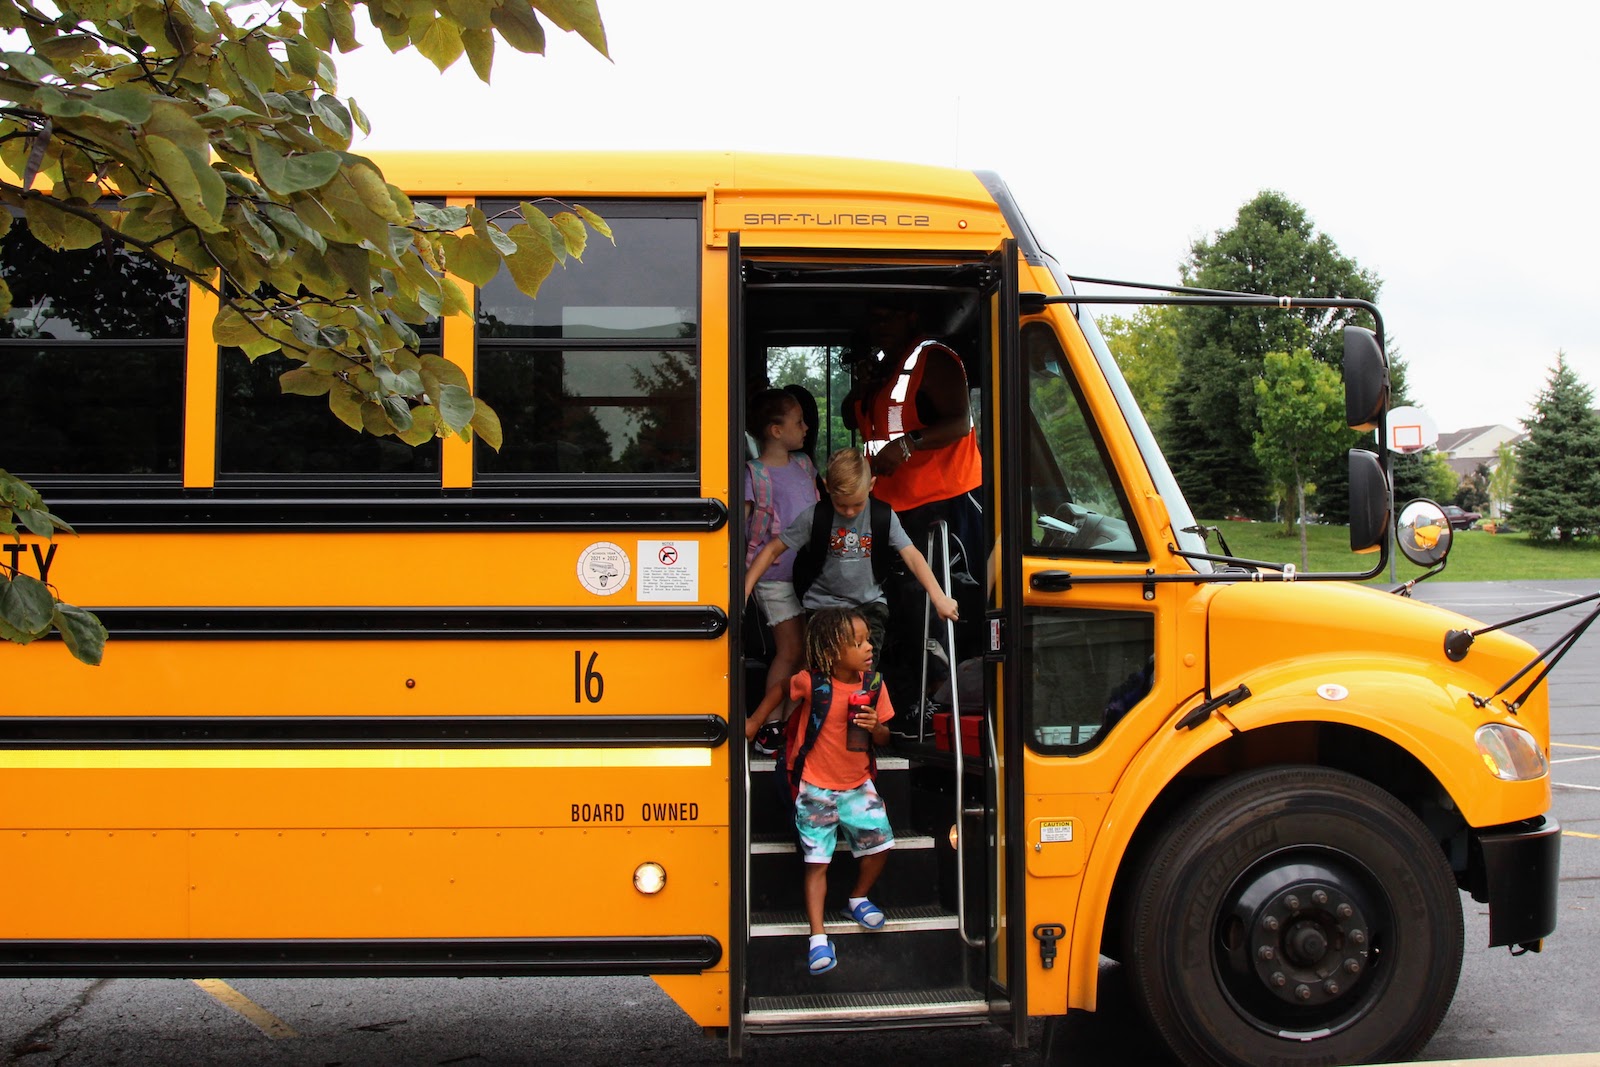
1164 191 1380 518
1509 354 1600 543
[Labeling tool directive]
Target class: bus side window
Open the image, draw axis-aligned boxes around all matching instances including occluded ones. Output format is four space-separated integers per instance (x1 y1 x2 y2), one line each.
473 201 702 486
216 337 443 481
0 212 187 482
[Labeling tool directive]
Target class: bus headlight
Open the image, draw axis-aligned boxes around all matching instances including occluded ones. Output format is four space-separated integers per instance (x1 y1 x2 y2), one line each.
1475 723 1548 781
633 862 667 895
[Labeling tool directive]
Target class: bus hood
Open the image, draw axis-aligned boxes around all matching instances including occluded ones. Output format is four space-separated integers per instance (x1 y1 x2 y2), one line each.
1202 580 1549 742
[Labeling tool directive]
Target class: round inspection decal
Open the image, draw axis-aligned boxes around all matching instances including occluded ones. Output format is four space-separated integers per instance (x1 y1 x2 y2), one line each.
577 541 631 596
1316 683 1349 701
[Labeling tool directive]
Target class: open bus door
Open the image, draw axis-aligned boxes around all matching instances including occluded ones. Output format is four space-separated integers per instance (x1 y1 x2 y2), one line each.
729 232 1018 1046
994 277 1208 1027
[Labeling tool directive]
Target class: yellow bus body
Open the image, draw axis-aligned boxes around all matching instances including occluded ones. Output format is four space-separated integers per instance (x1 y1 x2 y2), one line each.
0 151 1559 1063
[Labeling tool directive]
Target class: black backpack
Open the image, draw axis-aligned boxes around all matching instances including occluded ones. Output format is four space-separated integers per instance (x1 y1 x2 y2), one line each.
780 669 883 802
791 498 894 600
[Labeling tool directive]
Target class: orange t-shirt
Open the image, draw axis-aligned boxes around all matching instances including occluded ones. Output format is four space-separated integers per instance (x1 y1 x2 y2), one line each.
785 670 896 791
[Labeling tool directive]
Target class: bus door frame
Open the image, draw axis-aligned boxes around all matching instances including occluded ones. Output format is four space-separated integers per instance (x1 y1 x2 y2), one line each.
987 237 1029 1046
727 230 751 1059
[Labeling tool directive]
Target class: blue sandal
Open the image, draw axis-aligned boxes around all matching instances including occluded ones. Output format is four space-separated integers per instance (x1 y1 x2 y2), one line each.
845 899 886 930
807 939 837 974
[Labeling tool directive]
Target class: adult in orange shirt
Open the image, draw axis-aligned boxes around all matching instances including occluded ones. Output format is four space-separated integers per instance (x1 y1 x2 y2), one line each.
844 302 983 719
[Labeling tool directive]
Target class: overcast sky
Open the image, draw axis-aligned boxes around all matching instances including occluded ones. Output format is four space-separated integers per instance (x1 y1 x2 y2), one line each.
337 0 1600 435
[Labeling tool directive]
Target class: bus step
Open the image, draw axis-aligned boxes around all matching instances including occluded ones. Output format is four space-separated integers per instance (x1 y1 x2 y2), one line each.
749 756 911 773
750 829 933 855
749 903 958 938
744 987 988 1031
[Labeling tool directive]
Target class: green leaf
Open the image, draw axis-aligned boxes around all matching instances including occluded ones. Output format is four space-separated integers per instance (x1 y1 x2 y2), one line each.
396 403 439 445
0 277 10 318
439 231 499 285
504 220 557 297
0 572 55 639
261 202 326 252
52 603 106 666
414 16 465 71
214 306 264 347
413 202 468 230
311 94 353 145
199 104 268 125
23 198 102 251
462 26 494 81
279 366 334 396
551 210 586 259
489 1 545 54
438 382 476 435
326 0 360 51
573 203 613 243
471 398 504 450
531 0 608 56
381 394 414 432
303 4 334 50
359 400 392 435
15 507 54 538
517 200 561 260
328 383 365 431
141 101 227 232
0 50 58 83
250 139 342 195
420 353 470 394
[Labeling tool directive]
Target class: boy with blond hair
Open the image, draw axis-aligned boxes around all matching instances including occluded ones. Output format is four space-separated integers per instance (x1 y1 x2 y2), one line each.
744 448 956 740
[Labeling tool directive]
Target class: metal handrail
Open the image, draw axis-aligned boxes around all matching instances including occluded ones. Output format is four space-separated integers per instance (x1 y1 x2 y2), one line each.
924 519 985 949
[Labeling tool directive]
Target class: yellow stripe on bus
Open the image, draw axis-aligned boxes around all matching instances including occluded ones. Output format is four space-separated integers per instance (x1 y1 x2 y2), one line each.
0 748 713 770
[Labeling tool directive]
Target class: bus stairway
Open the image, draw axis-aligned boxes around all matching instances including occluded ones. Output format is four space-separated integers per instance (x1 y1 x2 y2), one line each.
742 754 989 1031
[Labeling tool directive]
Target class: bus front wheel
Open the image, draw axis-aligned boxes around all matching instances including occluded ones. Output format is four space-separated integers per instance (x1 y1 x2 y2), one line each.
1124 766 1463 1067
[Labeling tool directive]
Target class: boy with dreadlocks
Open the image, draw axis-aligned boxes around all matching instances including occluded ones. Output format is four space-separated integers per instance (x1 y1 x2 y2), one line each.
747 606 897 975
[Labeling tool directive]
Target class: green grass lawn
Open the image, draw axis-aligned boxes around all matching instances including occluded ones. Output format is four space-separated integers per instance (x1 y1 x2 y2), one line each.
1195 520 1600 582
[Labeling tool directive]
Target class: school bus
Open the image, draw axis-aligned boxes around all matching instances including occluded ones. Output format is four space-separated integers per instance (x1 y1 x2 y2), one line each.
0 152 1560 1066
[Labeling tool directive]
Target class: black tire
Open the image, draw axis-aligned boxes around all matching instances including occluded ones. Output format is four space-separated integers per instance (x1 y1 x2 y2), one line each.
1123 766 1463 1067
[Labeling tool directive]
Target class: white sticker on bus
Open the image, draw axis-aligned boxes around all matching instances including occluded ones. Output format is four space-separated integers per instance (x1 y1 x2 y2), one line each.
637 540 698 602
577 541 631 596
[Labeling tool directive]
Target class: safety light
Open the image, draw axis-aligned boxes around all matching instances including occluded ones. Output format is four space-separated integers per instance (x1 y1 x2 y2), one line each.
633 861 667 894
948 824 960 850
1475 723 1548 781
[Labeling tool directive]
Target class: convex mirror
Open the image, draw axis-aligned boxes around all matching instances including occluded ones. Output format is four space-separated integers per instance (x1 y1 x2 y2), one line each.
1396 499 1453 568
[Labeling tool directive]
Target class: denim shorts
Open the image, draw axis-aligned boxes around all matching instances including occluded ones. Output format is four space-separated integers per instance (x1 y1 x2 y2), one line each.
753 579 804 627
795 780 894 863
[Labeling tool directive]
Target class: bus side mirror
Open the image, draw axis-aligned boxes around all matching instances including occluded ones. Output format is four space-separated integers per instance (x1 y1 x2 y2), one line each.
1348 449 1389 553
1343 326 1389 431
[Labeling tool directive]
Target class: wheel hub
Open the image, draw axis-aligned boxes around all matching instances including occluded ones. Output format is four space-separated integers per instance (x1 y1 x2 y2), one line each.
1233 864 1373 1008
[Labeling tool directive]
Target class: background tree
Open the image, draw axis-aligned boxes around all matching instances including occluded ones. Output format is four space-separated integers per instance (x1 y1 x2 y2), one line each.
1455 462 1491 513
0 0 611 662
1164 191 1380 518
1251 348 1345 568
1095 305 1179 434
1489 440 1518 520
1509 353 1600 543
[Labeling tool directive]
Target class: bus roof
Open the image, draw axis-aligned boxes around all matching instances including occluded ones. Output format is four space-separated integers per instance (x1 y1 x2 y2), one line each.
364 150 1000 205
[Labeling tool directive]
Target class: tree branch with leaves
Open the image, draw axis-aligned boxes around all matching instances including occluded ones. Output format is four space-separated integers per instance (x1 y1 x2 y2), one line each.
0 0 611 663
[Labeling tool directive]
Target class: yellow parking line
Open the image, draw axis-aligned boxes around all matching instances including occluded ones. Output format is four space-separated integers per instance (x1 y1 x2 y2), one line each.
1553 742 1600 751
194 979 299 1039
1564 830 1600 839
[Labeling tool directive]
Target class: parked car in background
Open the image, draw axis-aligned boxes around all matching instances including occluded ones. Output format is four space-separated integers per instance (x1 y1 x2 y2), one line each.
1442 504 1481 530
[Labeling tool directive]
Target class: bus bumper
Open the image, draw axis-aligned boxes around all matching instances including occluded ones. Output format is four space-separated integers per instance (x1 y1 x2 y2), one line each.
1469 815 1561 950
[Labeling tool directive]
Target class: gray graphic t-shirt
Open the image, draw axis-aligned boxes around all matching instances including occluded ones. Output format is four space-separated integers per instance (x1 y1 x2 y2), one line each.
780 501 910 610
